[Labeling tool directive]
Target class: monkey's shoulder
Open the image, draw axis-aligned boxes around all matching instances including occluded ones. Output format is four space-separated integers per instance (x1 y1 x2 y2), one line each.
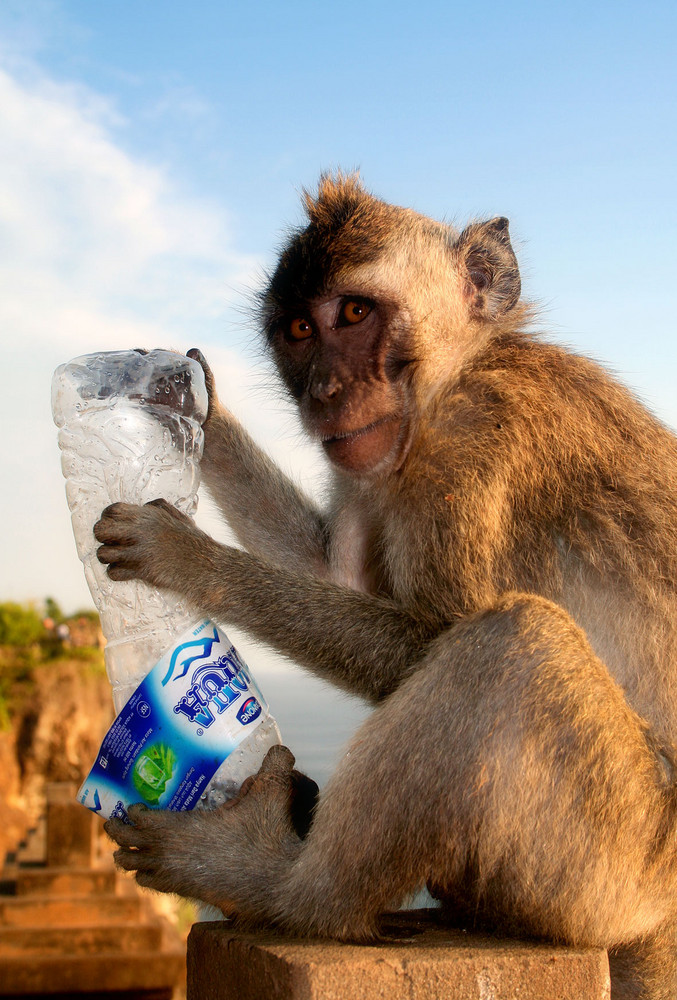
375 336 677 610
410 334 677 493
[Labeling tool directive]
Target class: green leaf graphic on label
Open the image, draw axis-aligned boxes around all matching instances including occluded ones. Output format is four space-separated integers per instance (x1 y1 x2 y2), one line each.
132 743 177 804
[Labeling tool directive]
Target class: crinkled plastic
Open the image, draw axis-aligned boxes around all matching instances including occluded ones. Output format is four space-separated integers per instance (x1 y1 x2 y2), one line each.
52 349 281 813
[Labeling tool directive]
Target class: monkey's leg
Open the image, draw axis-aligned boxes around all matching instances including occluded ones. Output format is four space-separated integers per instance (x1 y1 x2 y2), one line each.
609 926 677 1000
107 591 677 971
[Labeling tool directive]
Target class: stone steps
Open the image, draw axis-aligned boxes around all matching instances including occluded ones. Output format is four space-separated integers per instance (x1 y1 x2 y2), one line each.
0 892 145 926
0 951 186 995
0 781 186 998
0 922 163 956
14 815 47 866
14 865 118 896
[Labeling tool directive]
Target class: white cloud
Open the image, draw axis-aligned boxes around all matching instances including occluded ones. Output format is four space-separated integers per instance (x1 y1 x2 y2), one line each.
0 63 323 613
0 66 253 349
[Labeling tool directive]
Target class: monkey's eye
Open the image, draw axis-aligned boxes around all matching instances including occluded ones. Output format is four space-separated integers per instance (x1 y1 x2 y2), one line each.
339 299 372 326
288 318 313 341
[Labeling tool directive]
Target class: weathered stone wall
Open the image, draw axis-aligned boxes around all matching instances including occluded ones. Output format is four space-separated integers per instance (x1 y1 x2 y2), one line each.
0 656 113 861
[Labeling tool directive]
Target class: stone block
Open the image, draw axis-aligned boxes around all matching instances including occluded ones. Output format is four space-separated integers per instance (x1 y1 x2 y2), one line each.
45 783 98 868
187 910 610 1000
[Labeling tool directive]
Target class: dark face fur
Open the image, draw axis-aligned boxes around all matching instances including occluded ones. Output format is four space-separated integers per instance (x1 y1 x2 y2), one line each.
271 291 415 475
260 178 413 476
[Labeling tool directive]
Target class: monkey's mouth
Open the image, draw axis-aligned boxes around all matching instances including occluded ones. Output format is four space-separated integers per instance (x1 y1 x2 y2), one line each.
320 415 402 473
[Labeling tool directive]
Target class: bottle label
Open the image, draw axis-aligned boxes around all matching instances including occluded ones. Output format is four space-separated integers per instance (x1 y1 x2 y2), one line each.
77 619 269 820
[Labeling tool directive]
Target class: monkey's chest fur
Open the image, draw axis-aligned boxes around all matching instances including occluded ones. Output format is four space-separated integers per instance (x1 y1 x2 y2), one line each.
328 468 677 743
327 477 520 625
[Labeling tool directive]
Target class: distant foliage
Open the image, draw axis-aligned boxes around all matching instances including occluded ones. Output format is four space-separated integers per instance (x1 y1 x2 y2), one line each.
0 600 103 729
0 602 45 646
71 608 101 624
44 596 64 623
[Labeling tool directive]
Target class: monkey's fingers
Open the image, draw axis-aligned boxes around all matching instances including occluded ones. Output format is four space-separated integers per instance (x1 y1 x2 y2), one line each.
187 348 216 409
107 565 142 582
96 537 145 581
253 744 296 789
213 752 295 814
96 542 141 567
127 803 158 824
113 847 162 875
220 751 318 838
94 522 139 546
108 808 227 899
94 503 145 546
95 543 134 563
106 810 176 877
103 817 130 844
242 745 308 827
105 811 158 848
144 497 192 524
98 501 144 523
222 773 256 809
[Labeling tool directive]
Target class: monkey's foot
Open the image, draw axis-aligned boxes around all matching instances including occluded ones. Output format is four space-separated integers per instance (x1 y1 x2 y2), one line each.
104 746 307 911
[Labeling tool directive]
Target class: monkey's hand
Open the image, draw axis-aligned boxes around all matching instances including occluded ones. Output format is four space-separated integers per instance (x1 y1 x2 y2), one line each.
94 498 216 589
104 746 312 913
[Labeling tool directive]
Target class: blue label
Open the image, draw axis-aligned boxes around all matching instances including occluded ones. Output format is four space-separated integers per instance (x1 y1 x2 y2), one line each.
77 619 269 820
237 697 262 725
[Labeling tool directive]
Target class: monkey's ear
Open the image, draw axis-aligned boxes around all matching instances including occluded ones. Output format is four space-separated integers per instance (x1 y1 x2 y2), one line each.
455 217 521 319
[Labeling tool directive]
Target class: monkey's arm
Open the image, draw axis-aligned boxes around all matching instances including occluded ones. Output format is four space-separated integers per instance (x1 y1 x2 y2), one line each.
186 349 327 575
201 407 328 576
94 500 436 701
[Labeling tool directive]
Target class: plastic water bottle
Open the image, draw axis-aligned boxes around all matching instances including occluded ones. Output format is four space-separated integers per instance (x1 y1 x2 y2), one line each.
52 349 281 805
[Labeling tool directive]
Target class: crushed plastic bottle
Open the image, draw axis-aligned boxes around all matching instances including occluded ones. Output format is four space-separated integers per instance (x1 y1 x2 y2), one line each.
52 349 281 809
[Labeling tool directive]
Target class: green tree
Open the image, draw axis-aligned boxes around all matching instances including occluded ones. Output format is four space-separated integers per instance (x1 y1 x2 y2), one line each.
0 602 45 646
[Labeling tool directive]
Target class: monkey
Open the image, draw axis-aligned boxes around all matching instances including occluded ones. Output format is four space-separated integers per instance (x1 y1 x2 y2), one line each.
97 174 677 999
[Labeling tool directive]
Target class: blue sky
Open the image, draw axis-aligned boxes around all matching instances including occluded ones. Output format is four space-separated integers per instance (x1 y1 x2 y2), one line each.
1 0 675 620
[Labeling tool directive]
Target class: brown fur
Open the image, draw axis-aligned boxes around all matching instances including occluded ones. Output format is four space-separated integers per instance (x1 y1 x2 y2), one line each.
99 175 677 998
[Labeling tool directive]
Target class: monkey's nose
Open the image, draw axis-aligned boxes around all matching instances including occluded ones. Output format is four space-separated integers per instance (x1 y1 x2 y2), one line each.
310 373 342 402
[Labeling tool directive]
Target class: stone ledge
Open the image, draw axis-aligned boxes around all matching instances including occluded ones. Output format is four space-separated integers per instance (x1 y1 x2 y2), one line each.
187 909 610 1000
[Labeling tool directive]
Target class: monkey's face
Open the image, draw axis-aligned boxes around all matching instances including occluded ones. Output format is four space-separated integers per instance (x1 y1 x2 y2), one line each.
262 175 523 478
270 291 414 478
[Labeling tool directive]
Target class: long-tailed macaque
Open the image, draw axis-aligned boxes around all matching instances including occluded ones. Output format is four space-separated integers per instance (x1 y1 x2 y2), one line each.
99 175 677 999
